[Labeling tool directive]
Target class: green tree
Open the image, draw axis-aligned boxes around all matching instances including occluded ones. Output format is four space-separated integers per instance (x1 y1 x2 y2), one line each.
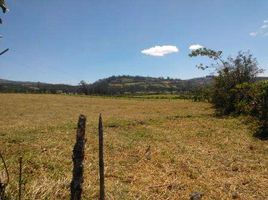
189 48 263 115
78 80 89 95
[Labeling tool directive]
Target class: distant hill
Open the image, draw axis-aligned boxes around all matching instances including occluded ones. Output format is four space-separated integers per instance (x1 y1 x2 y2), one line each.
0 79 78 93
86 75 215 95
1 75 267 95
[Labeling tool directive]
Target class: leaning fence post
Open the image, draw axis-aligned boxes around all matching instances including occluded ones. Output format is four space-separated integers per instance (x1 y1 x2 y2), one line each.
98 114 105 200
70 115 86 200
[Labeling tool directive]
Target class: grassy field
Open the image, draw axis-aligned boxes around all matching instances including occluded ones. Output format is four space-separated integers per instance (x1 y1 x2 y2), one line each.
0 94 267 199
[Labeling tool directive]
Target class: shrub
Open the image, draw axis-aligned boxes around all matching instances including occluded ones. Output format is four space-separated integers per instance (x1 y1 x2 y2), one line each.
190 48 267 138
235 81 268 120
190 49 263 115
234 81 268 138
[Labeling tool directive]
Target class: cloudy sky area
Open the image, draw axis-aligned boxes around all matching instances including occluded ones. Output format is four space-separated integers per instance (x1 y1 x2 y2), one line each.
0 0 268 84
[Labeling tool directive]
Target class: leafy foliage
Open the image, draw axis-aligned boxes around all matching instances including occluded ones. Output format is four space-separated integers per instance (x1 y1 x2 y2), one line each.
190 48 267 138
234 81 268 139
235 81 268 119
190 49 263 115
77 75 214 96
189 48 225 70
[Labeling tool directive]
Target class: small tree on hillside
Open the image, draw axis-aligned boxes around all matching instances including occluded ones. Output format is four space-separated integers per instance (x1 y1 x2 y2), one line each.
78 80 90 95
189 48 263 115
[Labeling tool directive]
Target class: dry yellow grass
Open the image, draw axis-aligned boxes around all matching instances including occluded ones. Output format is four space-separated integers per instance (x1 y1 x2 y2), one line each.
0 94 267 199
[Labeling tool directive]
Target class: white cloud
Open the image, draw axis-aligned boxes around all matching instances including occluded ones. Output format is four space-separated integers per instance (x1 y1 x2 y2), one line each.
249 32 258 37
189 44 204 50
250 19 268 37
141 45 179 57
261 24 268 29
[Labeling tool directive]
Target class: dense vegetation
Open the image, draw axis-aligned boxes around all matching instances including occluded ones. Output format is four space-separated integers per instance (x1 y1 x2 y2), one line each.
234 81 268 137
0 79 78 94
78 75 214 95
190 49 268 138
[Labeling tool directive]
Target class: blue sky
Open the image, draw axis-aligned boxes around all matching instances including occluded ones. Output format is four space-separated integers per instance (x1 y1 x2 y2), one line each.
0 0 268 85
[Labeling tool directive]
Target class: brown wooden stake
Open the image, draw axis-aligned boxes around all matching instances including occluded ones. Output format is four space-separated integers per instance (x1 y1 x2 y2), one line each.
70 115 86 200
18 156 22 200
98 114 105 200
0 152 9 200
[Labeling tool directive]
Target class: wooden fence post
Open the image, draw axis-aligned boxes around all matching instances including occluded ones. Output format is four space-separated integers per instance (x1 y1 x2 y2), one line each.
70 115 86 200
18 156 22 200
0 152 9 200
98 114 105 200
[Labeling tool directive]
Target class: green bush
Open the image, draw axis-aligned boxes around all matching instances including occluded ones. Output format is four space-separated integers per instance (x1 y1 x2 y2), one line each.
190 49 263 115
190 49 267 138
234 81 268 138
211 52 262 115
235 81 268 120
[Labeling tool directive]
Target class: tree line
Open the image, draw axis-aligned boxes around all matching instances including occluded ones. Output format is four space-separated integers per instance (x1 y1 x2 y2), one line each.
77 75 214 96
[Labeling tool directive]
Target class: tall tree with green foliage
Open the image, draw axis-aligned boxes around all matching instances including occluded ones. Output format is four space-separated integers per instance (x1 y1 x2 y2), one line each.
189 48 263 115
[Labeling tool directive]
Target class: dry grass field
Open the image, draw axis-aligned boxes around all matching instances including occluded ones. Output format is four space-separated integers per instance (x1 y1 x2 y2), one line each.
0 94 267 199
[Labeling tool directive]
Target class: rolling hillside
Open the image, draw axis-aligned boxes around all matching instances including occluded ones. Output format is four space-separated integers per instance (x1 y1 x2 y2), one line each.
0 79 78 93
83 75 215 95
1 75 267 95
